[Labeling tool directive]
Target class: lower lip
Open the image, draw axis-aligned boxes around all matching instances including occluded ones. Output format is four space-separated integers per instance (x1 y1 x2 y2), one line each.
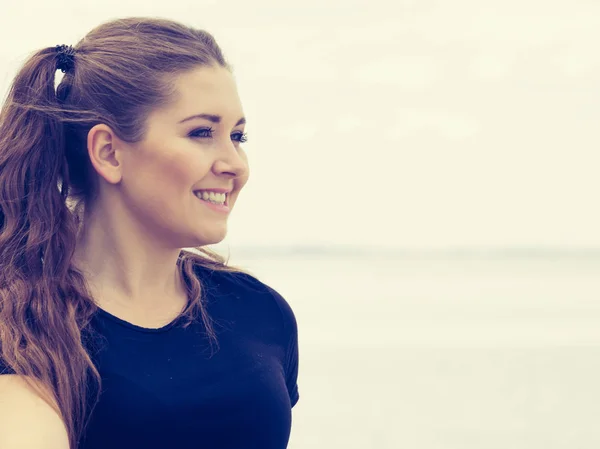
196 196 231 213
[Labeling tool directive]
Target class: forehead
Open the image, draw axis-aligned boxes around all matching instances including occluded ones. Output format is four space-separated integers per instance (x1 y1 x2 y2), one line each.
163 65 244 120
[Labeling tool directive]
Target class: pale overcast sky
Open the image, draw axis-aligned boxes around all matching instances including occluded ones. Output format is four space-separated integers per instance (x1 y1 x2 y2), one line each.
1 0 598 249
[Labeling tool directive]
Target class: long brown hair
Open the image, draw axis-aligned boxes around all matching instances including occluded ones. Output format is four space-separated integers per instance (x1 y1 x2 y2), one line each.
0 17 247 449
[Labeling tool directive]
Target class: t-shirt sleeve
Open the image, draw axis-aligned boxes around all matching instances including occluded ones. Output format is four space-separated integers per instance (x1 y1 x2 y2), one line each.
0 356 16 375
265 284 300 408
284 306 300 408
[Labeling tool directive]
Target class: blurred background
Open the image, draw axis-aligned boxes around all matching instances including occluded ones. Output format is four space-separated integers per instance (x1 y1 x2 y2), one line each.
2 0 599 447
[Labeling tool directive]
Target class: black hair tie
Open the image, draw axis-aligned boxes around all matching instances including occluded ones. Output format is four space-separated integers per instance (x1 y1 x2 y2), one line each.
55 44 76 73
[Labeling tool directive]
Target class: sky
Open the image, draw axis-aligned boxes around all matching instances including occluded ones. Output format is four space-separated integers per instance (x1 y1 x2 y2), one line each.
0 0 598 249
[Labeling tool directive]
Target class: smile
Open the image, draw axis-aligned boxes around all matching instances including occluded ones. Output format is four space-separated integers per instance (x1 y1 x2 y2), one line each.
194 190 227 206
194 191 231 213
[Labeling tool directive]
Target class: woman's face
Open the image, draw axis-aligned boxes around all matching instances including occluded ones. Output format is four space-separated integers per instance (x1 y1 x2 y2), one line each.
115 65 250 248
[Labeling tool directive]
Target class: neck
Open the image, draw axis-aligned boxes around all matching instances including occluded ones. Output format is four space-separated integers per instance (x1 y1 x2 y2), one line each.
72 203 187 308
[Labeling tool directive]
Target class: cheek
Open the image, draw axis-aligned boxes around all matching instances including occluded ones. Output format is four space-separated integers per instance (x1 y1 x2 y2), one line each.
125 153 200 206
162 159 199 186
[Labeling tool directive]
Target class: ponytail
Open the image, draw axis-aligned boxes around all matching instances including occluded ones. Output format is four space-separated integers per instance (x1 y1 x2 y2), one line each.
0 46 99 449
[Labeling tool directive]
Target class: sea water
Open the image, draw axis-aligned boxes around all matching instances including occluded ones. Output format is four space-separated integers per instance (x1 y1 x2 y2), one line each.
227 250 600 449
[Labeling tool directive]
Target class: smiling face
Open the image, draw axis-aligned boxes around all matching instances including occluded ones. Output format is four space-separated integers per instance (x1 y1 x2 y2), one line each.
113 65 250 248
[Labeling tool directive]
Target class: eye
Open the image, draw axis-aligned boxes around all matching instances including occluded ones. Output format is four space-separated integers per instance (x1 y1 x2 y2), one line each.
188 127 247 144
232 132 248 143
188 127 214 138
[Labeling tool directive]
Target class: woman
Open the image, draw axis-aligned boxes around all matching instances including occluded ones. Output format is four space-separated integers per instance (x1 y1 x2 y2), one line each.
0 17 299 449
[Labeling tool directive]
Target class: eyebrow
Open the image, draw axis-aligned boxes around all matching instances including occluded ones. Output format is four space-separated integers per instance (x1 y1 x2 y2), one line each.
178 113 246 126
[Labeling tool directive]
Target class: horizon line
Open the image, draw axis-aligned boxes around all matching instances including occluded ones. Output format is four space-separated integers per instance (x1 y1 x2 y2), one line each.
205 244 600 258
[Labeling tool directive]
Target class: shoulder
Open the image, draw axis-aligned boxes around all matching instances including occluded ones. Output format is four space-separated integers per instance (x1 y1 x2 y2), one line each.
0 375 69 448
194 264 298 333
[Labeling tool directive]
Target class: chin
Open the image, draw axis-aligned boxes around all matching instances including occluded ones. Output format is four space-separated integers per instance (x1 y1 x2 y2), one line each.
188 229 228 248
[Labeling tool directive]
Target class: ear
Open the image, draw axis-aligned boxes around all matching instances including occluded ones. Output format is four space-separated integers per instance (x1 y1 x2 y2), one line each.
86 124 124 185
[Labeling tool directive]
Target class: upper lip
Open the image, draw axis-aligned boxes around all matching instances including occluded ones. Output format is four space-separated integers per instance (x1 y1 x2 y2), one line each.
194 188 233 194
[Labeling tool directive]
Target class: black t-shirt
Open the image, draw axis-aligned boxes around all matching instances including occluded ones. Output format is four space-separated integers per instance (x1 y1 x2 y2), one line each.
0 264 300 449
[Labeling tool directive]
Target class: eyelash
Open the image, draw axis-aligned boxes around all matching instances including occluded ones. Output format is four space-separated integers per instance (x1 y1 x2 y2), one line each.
189 127 248 143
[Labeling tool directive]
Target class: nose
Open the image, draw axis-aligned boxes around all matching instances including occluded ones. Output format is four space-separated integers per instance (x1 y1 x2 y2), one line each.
212 139 248 178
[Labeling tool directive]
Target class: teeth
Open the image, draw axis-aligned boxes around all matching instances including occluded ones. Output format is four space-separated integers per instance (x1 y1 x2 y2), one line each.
196 191 227 205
